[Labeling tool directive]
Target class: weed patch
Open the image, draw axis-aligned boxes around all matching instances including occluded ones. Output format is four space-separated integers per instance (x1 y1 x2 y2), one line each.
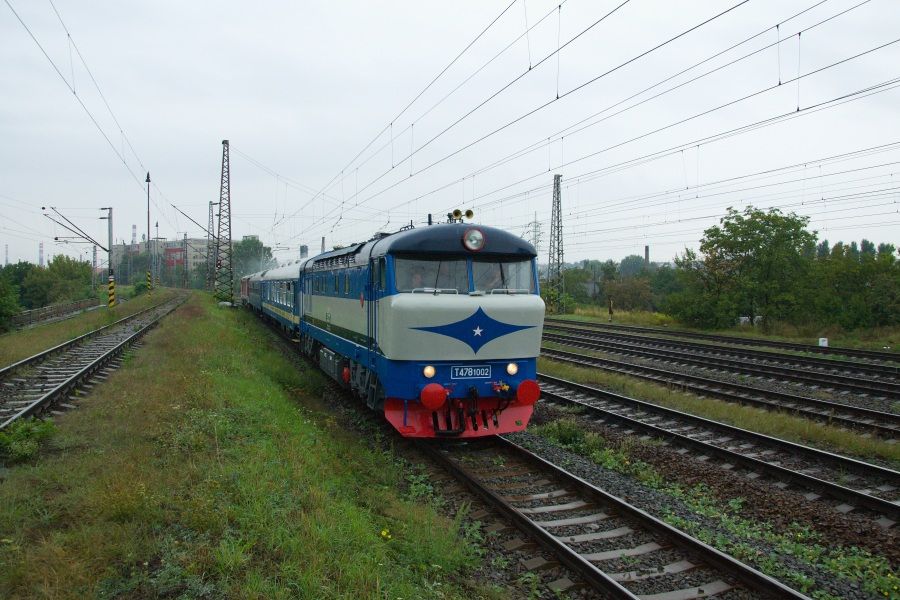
0 418 55 464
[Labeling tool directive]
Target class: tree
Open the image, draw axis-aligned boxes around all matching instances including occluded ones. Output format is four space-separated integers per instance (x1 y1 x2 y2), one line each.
1 261 38 291
698 206 815 328
0 275 20 331
20 255 92 309
561 268 592 304
233 237 275 281
606 277 653 311
649 264 681 311
618 255 647 278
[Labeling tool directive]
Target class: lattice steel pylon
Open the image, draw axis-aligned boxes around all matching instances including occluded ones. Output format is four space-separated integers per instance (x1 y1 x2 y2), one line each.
206 200 215 291
547 174 564 313
213 139 234 303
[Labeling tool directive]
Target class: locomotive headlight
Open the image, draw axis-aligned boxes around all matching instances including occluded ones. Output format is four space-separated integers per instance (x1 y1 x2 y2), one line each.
423 365 436 378
506 362 518 375
462 228 485 252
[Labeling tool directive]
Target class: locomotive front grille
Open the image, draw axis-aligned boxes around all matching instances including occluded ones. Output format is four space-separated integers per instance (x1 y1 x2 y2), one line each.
431 406 499 436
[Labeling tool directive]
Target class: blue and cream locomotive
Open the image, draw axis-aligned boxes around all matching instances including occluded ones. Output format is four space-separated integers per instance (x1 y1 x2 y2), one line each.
240 220 544 438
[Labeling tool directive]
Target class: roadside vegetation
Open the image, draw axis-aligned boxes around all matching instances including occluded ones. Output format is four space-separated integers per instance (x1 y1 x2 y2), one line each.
526 418 897 599
543 205 899 352
538 355 900 467
0 293 496 599
0 288 176 368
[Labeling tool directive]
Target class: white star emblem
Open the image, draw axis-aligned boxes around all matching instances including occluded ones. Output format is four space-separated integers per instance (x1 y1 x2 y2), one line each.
473 326 483 337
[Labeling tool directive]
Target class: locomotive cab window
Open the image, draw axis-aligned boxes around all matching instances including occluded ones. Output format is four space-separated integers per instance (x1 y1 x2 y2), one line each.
395 257 468 293
472 258 535 294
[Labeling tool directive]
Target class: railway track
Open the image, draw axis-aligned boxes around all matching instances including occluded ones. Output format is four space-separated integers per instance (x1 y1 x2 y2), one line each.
541 346 900 438
421 437 809 599
546 320 900 380
543 330 900 400
0 296 184 429
544 318 900 364
539 373 900 528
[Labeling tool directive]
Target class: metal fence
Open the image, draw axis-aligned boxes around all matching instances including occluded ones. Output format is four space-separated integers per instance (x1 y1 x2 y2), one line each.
9 298 102 329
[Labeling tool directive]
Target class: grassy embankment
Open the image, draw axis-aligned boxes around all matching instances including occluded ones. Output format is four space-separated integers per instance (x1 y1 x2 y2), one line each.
564 306 900 353
0 288 175 368
0 293 493 599
539 353 900 467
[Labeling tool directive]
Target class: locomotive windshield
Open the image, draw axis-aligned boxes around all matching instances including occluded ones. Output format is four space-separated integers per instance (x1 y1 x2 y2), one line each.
472 258 534 293
395 258 468 292
394 256 534 293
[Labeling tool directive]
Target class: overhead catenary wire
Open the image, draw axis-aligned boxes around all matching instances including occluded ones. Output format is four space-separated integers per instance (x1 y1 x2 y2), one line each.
363 0 863 222
291 0 522 227
289 0 751 243
4 0 179 234
439 74 900 223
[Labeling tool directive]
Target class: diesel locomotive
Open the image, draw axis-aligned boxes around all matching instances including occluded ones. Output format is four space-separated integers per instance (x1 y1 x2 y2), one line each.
240 220 544 438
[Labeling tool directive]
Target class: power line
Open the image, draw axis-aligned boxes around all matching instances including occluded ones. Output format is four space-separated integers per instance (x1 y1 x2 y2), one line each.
4 0 179 234
373 0 874 223
295 0 522 227
452 74 900 221
289 0 750 243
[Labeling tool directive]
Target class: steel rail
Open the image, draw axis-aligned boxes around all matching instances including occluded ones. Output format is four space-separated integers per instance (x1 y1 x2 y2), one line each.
0 298 176 378
420 437 810 599
546 320 900 379
544 319 900 377
543 330 900 399
539 373 900 524
544 318 899 363
541 347 900 438
0 298 184 429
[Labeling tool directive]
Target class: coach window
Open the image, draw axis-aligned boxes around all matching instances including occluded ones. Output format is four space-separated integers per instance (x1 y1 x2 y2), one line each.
344 272 350 295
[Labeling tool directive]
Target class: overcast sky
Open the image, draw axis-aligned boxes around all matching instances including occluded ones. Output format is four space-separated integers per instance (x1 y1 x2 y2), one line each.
2 0 898 267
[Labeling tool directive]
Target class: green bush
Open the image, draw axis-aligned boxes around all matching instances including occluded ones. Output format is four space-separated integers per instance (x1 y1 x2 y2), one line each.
0 418 56 463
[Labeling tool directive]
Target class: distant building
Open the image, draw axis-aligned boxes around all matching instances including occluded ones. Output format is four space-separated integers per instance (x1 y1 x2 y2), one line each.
111 237 229 275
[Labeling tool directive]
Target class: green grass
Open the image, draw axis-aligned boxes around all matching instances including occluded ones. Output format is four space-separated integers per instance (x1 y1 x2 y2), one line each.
568 306 677 327
0 293 499 599
0 288 176 368
558 307 900 354
530 418 899 599
0 419 56 463
538 356 900 467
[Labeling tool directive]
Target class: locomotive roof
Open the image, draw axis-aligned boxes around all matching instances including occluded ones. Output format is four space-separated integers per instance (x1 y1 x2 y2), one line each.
368 223 536 259
244 223 537 279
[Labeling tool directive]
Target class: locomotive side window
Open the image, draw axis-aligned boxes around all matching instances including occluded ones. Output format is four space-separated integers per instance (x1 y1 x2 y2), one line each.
473 258 534 293
395 258 468 293
378 258 386 290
